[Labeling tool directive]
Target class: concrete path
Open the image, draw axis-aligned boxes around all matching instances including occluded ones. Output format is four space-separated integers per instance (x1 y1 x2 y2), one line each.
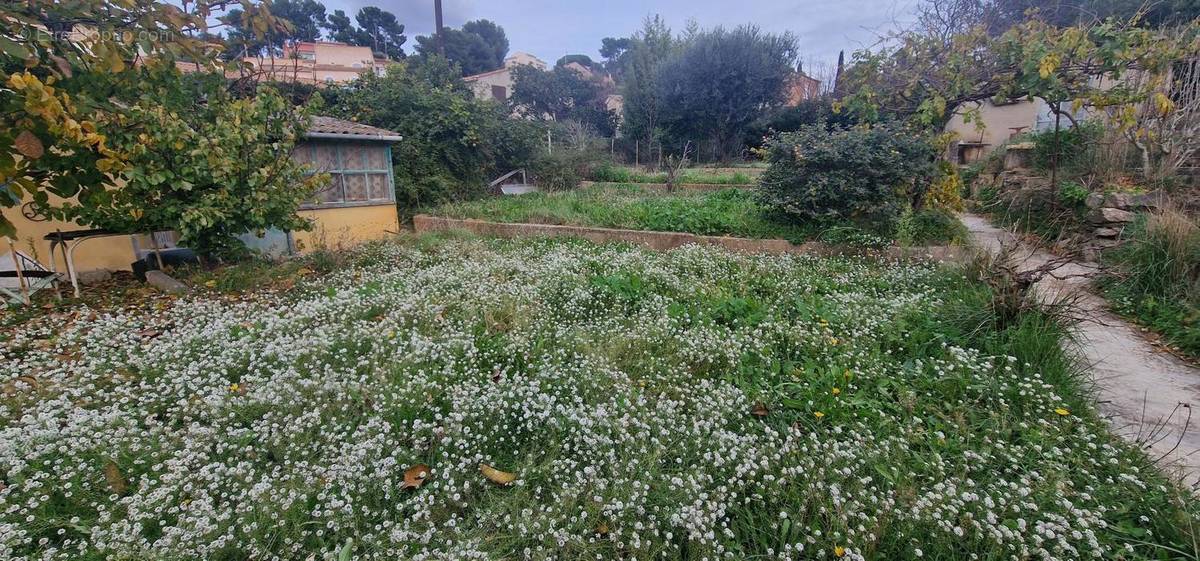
961 213 1200 489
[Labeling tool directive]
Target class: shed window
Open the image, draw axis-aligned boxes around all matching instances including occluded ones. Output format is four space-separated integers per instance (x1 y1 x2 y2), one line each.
296 141 395 207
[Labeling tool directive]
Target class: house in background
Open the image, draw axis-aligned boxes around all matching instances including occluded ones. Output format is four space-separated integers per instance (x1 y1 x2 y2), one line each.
242 41 391 84
1 116 402 275
944 98 1090 164
785 69 822 106
464 52 548 102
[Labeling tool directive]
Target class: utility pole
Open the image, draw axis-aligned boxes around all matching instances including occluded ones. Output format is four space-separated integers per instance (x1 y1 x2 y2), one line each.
434 0 445 55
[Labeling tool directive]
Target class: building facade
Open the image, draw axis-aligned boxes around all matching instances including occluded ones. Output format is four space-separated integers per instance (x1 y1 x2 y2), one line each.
464 52 548 102
243 42 390 84
1 117 402 273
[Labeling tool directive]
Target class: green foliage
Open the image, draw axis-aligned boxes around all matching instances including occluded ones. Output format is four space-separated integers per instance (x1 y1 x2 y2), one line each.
896 207 970 246
429 184 824 243
527 150 602 192
0 0 288 238
839 16 1198 131
415 20 510 76
589 165 753 185
45 69 322 260
324 6 407 60
1029 120 1104 175
745 97 857 147
223 0 329 57
1102 209 1200 357
331 57 540 208
654 25 798 158
619 16 676 145
1057 180 1090 206
757 124 938 223
555 54 597 70
510 65 616 135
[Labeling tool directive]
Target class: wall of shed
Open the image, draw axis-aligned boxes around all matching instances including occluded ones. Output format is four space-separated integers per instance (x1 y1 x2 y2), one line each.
292 204 400 253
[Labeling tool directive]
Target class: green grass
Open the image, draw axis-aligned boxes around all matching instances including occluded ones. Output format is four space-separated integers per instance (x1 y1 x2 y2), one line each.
1101 209 1200 358
427 184 825 243
590 165 756 185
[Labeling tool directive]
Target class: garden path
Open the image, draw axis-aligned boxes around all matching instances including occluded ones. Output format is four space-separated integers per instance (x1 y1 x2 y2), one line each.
961 213 1200 489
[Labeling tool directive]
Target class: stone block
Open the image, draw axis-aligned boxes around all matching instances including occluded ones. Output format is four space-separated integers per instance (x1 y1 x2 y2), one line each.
1089 207 1135 224
145 270 188 295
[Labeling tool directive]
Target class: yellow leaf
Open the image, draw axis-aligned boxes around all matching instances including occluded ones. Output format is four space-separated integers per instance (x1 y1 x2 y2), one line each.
480 463 517 485
401 463 431 490
1055 408 1070 416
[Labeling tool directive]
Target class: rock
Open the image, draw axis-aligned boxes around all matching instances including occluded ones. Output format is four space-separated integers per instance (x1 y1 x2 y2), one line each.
1089 207 1136 224
1003 145 1036 171
1094 227 1121 238
1103 192 1132 209
77 269 112 286
1085 193 1104 209
145 270 188 295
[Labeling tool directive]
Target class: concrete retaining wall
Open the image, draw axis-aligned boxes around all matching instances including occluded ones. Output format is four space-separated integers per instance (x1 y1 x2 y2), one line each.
412 215 971 263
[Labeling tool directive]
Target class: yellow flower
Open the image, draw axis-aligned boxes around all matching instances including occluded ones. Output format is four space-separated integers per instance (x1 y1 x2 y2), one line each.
229 383 240 393
831 387 841 396
828 337 839 346
834 545 846 557
814 411 825 419
1055 408 1070 416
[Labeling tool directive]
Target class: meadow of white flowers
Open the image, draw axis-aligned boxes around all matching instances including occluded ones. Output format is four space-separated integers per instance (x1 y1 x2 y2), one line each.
0 236 1192 560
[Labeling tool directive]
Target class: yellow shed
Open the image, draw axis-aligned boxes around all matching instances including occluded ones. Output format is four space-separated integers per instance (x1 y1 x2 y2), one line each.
2 116 403 276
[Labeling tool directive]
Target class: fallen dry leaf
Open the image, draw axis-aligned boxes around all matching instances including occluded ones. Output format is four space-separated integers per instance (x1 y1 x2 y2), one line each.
401 463 431 490
103 460 127 495
480 463 517 486
751 402 769 417
595 522 609 536
137 328 162 339
14 130 44 159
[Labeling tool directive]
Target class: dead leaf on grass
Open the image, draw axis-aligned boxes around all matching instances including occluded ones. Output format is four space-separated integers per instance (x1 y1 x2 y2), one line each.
400 464 431 490
103 460 127 495
751 402 769 417
137 328 162 339
480 463 517 485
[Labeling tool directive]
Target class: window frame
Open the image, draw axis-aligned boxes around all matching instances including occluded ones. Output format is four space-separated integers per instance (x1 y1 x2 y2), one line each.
298 140 396 210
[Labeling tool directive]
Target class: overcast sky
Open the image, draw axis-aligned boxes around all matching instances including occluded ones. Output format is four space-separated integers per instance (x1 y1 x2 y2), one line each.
311 0 918 71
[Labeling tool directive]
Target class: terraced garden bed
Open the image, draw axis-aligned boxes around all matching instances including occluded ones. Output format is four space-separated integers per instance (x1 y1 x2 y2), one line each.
424 184 874 245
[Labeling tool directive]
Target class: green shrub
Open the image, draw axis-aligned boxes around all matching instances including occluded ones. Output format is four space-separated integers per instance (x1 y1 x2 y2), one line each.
757 124 937 222
1030 120 1103 176
529 149 604 192
1057 181 1089 207
896 207 970 246
1102 208 1200 356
